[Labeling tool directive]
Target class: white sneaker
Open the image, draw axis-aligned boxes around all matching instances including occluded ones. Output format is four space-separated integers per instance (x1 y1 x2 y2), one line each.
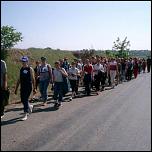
21 113 28 121
69 97 72 101
29 105 33 113
1 115 4 119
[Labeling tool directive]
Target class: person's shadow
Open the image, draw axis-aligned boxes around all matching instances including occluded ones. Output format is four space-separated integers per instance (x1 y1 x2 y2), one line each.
1 116 23 126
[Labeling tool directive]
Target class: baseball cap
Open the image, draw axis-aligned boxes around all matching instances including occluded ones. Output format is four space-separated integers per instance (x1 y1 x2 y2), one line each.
20 56 29 62
41 57 47 61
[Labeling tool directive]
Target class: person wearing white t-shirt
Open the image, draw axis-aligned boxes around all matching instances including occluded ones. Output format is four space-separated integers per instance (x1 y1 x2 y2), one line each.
93 59 104 94
68 62 80 101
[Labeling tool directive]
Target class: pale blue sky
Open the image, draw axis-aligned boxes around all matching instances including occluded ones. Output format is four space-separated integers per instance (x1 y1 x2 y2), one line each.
1 1 151 50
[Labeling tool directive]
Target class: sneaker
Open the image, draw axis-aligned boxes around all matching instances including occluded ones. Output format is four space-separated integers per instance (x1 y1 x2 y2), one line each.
96 92 99 95
111 86 115 89
69 97 72 102
58 102 62 107
1 114 4 119
54 101 59 108
21 113 28 121
29 105 33 113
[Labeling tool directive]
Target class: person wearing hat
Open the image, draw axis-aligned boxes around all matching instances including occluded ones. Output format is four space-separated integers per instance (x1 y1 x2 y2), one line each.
61 57 70 72
37 57 52 106
15 56 36 121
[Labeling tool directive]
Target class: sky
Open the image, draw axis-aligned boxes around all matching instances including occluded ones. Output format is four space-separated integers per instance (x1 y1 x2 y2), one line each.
1 1 151 50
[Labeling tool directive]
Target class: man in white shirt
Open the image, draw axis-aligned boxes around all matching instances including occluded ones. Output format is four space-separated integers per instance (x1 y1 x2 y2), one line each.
93 59 104 94
68 62 80 101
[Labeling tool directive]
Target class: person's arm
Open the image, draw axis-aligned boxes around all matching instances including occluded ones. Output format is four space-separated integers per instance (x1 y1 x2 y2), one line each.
60 68 68 77
3 73 7 90
47 65 53 83
30 67 36 94
77 69 80 76
52 70 55 83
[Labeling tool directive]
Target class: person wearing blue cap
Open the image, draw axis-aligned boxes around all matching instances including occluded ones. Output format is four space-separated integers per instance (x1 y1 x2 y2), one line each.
15 56 36 121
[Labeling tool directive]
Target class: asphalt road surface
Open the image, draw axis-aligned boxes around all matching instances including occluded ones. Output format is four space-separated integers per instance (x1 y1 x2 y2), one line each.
1 72 151 151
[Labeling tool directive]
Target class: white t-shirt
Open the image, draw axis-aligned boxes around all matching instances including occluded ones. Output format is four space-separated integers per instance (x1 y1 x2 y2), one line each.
68 67 79 80
76 63 82 71
38 64 51 81
93 64 104 75
53 68 66 82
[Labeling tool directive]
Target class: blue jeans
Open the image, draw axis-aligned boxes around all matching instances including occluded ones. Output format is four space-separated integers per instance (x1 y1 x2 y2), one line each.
53 82 64 102
121 70 126 81
39 79 50 102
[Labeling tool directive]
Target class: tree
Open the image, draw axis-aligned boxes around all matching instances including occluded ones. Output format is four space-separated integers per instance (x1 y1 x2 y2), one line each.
72 49 95 60
112 37 130 58
1 25 23 60
105 50 115 58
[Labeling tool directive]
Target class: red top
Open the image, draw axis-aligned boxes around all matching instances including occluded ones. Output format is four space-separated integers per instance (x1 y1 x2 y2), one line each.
109 62 117 70
84 64 93 74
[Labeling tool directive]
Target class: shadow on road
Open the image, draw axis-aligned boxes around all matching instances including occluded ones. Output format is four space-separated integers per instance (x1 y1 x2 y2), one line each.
32 106 58 113
5 107 23 113
1 117 23 126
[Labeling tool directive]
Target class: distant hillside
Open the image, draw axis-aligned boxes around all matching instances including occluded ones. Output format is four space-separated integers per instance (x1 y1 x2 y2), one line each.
128 50 151 59
94 50 151 59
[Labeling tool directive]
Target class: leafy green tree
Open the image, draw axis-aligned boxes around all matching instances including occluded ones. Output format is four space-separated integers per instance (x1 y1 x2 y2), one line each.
105 50 116 58
112 37 130 58
1 25 23 60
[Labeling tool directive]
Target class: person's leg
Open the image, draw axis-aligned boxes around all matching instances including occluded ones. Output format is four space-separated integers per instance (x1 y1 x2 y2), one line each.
147 65 150 72
20 87 32 120
110 70 116 88
58 82 64 105
94 75 98 91
21 91 29 114
134 69 138 78
84 74 91 95
75 77 79 94
1 90 5 117
108 74 111 86
39 81 44 100
42 79 50 104
53 82 59 101
87 74 92 95
110 71 114 87
70 80 76 97
102 72 106 89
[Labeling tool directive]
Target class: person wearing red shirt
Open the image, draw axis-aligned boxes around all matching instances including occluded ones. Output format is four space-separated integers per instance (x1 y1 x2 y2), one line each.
83 59 93 96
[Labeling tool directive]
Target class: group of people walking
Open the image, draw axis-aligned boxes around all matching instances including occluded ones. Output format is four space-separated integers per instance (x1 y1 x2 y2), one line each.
1 55 151 120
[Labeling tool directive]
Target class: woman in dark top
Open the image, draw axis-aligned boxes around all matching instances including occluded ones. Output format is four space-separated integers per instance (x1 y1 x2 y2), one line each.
133 58 139 79
15 56 36 121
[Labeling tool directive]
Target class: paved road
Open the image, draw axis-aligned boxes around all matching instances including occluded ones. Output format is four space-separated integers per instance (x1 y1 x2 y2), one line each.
1 72 151 151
